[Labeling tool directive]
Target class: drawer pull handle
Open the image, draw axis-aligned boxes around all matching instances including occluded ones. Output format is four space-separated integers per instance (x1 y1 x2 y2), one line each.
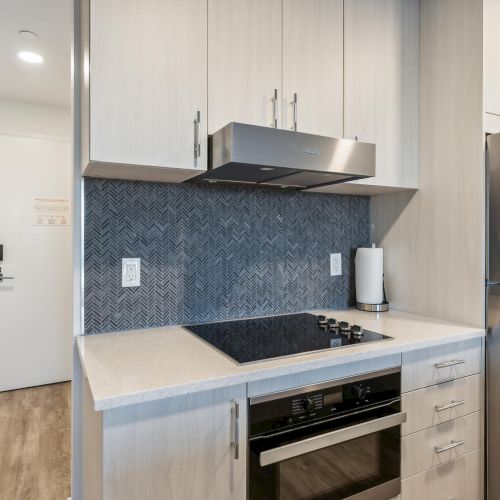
434 440 465 454
435 400 465 412
435 359 465 369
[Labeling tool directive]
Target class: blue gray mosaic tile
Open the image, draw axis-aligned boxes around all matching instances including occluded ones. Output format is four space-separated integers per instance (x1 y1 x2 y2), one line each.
84 179 370 334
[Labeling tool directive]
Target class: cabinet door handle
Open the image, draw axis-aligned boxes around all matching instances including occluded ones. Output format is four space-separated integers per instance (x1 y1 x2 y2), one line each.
291 92 298 131
194 110 201 164
435 359 465 369
434 440 465 454
272 89 278 128
435 400 465 412
231 401 240 460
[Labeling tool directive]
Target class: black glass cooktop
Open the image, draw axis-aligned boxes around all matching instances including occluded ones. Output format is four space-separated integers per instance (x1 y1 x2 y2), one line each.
185 313 393 364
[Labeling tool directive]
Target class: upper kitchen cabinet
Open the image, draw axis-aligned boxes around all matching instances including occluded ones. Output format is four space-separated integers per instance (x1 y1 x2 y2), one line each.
309 0 419 195
282 0 343 137
484 0 500 132
208 0 282 134
81 0 208 182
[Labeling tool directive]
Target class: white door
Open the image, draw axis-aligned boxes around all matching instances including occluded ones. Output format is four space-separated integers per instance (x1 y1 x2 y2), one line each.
282 0 343 137
208 0 282 134
0 118 72 391
90 0 208 171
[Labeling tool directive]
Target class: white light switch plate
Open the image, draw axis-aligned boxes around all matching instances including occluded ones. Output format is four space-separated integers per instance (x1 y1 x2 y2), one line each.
330 253 342 276
122 258 141 287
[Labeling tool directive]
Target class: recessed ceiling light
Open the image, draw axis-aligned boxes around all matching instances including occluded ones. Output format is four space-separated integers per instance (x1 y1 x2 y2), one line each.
260 167 275 171
19 30 38 40
17 51 43 64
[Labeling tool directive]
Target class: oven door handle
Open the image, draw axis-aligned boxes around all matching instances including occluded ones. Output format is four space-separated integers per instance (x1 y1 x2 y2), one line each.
259 411 407 467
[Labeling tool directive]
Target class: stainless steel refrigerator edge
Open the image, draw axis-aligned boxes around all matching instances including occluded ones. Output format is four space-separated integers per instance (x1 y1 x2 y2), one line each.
486 133 500 499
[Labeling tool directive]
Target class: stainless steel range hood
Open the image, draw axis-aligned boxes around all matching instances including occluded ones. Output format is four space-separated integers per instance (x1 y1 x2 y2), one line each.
192 122 375 189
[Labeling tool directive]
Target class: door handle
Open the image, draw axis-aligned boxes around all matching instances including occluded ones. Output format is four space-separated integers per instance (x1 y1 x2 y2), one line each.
193 110 201 164
258 411 406 467
434 440 465 454
435 400 465 412
0 267 14 282
272 89 278 128
291 92 298 131
231 400 240 460
435 359 465 369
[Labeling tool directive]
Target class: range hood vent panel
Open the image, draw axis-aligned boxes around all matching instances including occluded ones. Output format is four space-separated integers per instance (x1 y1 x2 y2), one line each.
192 122 375 189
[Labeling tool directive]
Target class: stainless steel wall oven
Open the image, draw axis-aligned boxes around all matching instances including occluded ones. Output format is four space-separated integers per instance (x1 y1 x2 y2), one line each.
248 368 405 500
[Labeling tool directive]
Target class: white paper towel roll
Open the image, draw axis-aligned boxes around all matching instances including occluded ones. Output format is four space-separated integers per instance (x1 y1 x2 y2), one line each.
355 246 384 304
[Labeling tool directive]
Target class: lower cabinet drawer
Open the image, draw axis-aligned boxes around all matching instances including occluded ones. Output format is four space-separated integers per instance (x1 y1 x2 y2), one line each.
401 411 481 478
402 338 482 392
401 449 481 500
401 374 481 435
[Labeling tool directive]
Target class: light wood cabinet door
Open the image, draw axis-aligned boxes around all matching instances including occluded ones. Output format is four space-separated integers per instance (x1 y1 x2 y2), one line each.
282 0 343 137
101 385 247 500
401 449 481 500
401 374 481 436
401 338 482 393
208 0 282 134
342 0 419 192
401 412 481 478
89 0 207 174
485 0 500 117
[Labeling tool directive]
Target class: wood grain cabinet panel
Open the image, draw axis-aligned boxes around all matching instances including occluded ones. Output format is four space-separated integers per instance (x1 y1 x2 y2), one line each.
484 0 500 117
401 412 481 478
401 338 482 392
311 0 419 195
82 0 208 181
208 0 282 134
282 0 343 137
82 384 247 500
401 374 481 435
401 449 481 500
344 0 419 191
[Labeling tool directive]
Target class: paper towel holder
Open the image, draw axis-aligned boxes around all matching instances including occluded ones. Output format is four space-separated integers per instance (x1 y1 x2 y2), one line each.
356 301 389 312
356 273 389 312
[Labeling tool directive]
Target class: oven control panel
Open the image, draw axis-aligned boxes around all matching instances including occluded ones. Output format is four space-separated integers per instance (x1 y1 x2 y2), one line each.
249 369 401 438
291 394 323 415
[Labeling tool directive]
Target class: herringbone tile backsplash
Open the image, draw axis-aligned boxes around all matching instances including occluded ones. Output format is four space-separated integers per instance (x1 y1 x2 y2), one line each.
84 178 370 334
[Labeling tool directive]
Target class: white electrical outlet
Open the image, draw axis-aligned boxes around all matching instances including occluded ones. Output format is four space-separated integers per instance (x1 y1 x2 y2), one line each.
330 253 342 276
122 258 141 287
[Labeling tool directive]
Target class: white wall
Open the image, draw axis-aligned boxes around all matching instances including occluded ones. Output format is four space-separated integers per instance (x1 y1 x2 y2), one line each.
0 98 70 140
0 99 72 390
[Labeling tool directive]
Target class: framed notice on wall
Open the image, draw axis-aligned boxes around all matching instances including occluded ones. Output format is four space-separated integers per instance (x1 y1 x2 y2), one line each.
32 198 71 226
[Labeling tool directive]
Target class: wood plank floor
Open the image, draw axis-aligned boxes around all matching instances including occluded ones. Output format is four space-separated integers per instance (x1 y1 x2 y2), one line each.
0 382 71 500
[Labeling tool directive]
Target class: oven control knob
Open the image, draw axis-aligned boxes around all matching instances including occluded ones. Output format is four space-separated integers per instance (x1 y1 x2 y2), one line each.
328 318 340 330
339 321 352 332
317 315 328 326
301 397 315 411
351 383 369 400
351 325 364 338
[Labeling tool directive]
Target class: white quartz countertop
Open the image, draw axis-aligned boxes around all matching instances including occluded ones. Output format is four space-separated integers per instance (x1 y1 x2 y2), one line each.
77 309 485 411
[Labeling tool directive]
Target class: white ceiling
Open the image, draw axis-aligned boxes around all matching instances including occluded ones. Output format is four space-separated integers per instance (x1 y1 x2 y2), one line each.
0 0 71 108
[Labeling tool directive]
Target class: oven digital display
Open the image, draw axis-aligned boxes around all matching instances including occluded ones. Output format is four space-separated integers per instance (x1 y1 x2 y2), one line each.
324 390 342 406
